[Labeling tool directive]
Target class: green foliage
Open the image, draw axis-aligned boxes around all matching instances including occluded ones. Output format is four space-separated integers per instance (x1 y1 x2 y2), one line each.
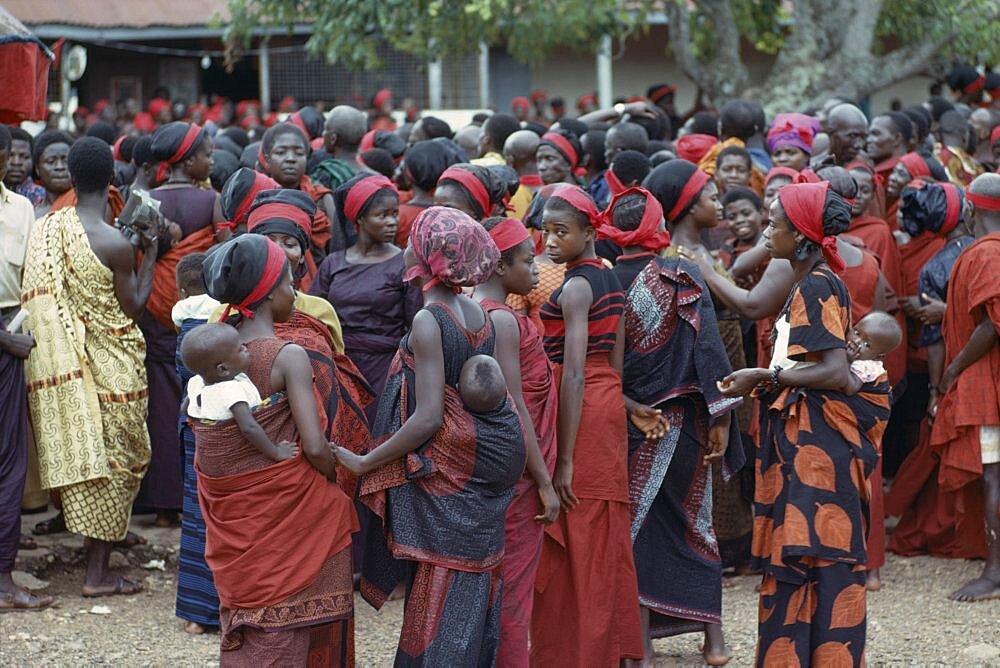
875 0 1000 62
225 0 645 69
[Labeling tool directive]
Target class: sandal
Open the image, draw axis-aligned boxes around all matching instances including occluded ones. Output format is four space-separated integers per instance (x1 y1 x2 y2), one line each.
0 588 54 611
82 576 144 598
32 513 65 536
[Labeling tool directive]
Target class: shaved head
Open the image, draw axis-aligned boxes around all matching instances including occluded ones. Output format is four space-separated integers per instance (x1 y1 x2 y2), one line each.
324 105 367 152
180 323 241 381
503 130 540 173
454 125 483 160
827 104 869 166
857 311 902 355
968 173 1000 233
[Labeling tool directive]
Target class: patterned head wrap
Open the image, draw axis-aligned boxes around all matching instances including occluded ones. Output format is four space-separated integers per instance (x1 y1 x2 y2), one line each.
403 206 499 292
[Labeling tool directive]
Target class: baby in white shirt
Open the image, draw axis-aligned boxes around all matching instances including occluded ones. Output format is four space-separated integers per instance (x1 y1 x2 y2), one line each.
844 311 902 395
180 322 297 462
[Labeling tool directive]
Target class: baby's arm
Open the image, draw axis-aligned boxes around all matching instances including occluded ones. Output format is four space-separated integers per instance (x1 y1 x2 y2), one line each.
230 402 298 461
842 368 863 396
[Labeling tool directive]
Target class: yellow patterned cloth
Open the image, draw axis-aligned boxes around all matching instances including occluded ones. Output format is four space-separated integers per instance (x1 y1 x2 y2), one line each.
21 208 150 542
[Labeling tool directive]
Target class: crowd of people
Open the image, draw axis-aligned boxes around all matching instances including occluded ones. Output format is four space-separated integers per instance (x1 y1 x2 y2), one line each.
1 61 1000 667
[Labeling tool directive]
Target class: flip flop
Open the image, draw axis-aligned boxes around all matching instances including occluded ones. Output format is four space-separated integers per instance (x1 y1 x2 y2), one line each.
0 589 54 611
81 576 143 598
32 513 66 536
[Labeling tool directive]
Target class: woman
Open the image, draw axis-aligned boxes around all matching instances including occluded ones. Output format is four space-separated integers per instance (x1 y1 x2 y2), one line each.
395 139 455 246
195 234 359 665
766 113 820 172
719 182 888 667
31 131 74 218
433 163 508 221
134 122 224 527
885 151 947 230
311 174 421 424
604 187 743 666
337 207 525 666
537 129 584 186
475 217 560 666
219 167 278 235
530 185 644 667
259 123 335 285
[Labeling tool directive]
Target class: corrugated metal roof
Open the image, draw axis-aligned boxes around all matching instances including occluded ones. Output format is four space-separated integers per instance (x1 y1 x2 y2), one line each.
2 0 230 28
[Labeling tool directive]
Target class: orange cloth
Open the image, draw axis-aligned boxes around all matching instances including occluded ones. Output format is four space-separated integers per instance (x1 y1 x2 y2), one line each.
145 226 216 329
697 138 765 196
930 233 1000 490
395 202 428 248
51 185 125 222
506 261 565 336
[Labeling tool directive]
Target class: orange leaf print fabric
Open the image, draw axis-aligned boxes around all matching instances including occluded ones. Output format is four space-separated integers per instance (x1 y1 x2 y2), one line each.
785 269 850 360
762 637 800 668
823 397 861 447
794 445 837 492
829 584 867 629
783 503 811 548
815 503 853 553
812 641 856 666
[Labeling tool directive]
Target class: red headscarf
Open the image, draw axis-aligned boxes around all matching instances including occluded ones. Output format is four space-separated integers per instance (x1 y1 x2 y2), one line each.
220 237 289 320
778 182 846 272
550 184 600 226
373 89 393 109
439 166 492 220
577 93 598 111
488 218 531 252
675 134 717 164
511 96 530 113
765 166 801 185
898 152 932 180
344 174 398 222
605 167 626 196
991 126 1000 148
597 186 671 251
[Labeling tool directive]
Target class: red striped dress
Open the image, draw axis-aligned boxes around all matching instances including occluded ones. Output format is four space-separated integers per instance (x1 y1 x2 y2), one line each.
530 258 644 667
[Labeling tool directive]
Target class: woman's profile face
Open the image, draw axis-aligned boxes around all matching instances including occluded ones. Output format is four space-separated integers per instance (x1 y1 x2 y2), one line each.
764 199 798 260
269 268 297 323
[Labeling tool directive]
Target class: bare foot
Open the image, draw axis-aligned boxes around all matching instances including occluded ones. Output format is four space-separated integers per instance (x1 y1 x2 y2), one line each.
184 621 206 635
113 531 147 550
721 577 737 589
18 535 38 550
948 576 1000 602
866 569 882 592
702 623 732 666
81 575 143 598
0 586 54 611
149 511 180 528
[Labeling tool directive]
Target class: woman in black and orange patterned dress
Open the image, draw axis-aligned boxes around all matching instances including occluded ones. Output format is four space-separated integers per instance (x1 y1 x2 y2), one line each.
719 182 884 667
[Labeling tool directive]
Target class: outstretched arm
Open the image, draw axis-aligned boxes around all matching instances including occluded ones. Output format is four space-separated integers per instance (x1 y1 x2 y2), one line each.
719 347 851 396
337 309 445 473
693 249 795 320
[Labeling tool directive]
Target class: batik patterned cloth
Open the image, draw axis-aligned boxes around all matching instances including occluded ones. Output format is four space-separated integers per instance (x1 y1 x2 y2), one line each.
752 268 888 667
359 303 525 667
616 254 744 633
21 207 150 542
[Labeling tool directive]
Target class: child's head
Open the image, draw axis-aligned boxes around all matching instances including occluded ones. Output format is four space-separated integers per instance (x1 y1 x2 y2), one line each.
609 150 651 188
175 252 208 299
482 217 537 296
715 146 752 193
720 187 764 243
458 355 507 413
180 322 249 383
848 311 902 362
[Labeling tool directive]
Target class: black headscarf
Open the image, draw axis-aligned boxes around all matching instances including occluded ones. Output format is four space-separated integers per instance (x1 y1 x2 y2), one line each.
403 140 453 191
247 188 316 253
149 121 207 163
290 106 325 140
523 184 559 230
642 159 711 223
899 182 965 237
202 234 288 312
220 167 279 225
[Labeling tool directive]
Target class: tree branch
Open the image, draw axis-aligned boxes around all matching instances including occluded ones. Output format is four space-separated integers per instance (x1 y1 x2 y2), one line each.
664 0 706 86
838 0 885 57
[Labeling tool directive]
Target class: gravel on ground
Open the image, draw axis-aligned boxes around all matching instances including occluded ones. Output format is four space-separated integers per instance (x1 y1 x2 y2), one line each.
2 511 998 666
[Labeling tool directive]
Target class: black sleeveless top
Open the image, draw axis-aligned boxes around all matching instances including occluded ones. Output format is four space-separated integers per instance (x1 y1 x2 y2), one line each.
540 258 624 363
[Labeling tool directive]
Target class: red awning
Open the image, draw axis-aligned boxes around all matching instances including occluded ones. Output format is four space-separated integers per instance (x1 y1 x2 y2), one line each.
0 6 54 124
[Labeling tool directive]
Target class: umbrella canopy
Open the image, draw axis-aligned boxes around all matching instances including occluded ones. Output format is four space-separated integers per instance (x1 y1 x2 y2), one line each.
0 4 53 124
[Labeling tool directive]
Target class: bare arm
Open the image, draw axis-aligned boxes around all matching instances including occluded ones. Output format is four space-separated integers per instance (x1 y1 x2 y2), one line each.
274 344 337 478
492 310 559 524
211 193 229 242
552 278 592 511
109 235 157 321
720 347 852 396
729 240 770 279
940 317 999 392
339 309 445 473
230 401 295 460
695 250 795 320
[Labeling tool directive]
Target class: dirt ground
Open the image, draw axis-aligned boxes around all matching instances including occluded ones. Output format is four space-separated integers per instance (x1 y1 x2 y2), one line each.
2 512 999 666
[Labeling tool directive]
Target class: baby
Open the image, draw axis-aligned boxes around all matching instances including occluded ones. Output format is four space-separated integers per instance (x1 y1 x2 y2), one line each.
458 354 508 413
180 322 297 461
844 311 903 395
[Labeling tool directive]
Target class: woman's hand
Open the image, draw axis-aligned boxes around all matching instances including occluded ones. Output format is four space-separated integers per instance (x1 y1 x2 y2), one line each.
718 368 767 397
915 294 946 325
704 423 729 464
553 462 578 512
629 405 670 441
535 482 561 525
334 446 370 476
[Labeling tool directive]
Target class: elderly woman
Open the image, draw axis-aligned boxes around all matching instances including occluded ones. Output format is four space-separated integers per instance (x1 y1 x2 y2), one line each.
336 207 525 666
194 234 359 665
719 182 887 667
